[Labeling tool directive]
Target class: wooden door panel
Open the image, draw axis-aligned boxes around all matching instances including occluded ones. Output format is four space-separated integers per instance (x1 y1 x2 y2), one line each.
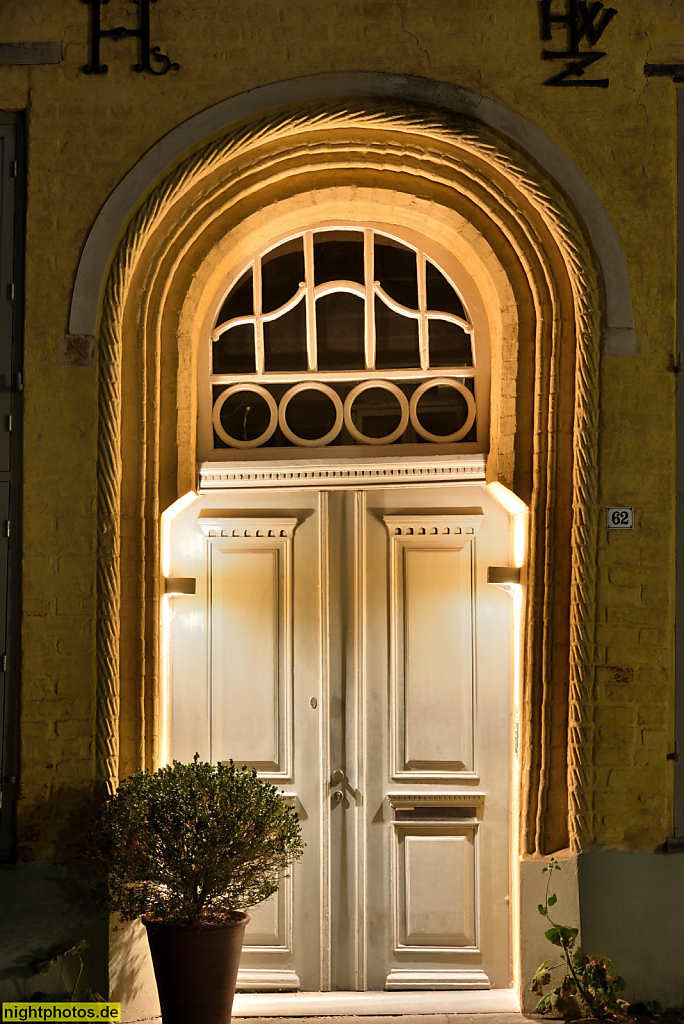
403 547 474 773
242 874 293 954
395 826 477 949
211 548 280 769
171 501 323 991
384 514 483 782
203 518 298 779
367 494 510 991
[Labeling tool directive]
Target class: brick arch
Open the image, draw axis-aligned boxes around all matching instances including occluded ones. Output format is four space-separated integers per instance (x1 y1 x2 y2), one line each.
96 101 601 855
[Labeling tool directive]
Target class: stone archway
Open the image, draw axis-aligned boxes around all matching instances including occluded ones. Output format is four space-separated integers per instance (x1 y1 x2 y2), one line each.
92 99 602 860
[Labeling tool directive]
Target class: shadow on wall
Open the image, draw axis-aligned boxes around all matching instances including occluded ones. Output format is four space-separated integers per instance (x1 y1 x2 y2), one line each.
0 867 161 1021
0 862 108 1003
110 917 160 1023
579 850 684 1009
520 851 684 1011
519 854 581 1013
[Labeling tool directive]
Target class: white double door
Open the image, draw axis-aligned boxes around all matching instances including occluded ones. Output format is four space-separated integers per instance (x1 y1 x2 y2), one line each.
169 482 511 992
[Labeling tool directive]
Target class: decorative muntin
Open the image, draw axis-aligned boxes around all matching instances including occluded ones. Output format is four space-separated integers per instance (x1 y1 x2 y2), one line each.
209 228 477 451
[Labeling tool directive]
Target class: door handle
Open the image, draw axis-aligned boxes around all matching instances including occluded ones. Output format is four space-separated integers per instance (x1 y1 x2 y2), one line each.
330 768 346 804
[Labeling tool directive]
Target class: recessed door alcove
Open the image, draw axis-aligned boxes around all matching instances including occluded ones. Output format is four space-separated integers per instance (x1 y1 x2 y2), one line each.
89 100 604 930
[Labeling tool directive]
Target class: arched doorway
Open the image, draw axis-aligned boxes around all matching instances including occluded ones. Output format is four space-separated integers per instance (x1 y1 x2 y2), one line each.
89 96 604 1005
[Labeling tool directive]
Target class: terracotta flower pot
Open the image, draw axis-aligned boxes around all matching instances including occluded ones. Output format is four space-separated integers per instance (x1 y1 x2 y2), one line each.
143 912 249 1024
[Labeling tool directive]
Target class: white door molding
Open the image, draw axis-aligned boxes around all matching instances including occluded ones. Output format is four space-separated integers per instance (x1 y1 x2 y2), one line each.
199 454 487 491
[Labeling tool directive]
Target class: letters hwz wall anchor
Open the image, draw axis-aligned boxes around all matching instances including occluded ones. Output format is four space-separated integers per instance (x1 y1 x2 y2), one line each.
83 0 180 76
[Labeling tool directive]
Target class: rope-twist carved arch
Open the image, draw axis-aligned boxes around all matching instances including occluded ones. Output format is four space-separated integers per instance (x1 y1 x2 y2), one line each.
95 102 600 853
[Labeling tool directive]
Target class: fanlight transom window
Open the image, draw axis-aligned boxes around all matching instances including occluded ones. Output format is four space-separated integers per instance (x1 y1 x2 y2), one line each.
208 228 483 451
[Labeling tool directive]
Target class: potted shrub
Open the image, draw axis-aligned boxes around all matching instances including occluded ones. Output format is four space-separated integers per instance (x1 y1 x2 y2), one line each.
88 755 304 1024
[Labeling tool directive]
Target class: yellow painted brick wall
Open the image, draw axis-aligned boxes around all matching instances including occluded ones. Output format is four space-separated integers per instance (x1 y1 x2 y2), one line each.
0 0 678 857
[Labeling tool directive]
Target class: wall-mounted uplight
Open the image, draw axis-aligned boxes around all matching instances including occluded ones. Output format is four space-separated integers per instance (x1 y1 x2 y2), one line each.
487 565 522 594
164 577 196 596
160 490 198 768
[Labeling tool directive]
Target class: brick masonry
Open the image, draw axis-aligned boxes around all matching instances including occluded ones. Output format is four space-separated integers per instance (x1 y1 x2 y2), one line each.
0 0 678 860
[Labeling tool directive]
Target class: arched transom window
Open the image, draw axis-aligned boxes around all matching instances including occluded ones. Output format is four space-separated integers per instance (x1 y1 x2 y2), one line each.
207 227 487 452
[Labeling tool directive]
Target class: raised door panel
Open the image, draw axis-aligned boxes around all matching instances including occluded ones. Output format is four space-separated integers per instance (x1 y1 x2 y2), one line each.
403 547 473 772
210 547 282 771
203 518 298 779
384 515 482 782
395 826 477 949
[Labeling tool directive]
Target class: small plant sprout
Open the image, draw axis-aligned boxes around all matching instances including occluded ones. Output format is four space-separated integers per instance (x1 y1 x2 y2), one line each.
531 857 627 1020
31 940 104 1003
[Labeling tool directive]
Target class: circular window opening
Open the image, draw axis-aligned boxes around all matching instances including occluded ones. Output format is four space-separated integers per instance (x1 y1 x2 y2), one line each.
344 381 409 445
410 379 476 443
212 384 278 448
279 383 343 447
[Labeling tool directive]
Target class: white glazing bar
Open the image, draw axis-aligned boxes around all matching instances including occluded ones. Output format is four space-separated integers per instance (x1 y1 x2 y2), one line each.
260 285 306 322
304 231 317 372
211 315 255 341
373 285 421 321
364 229 375 370
417 250 429 371
253 258 265 375
314 280 365 300
210 366 476 385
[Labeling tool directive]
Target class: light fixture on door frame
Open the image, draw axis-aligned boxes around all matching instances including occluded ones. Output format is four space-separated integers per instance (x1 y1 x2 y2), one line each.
164 577 196 595
487 566 521 594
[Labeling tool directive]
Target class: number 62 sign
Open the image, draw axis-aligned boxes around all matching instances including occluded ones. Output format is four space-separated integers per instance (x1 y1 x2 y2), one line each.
606 507 634 530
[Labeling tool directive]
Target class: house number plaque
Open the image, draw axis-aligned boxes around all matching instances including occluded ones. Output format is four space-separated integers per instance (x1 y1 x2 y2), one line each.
606 507 634 530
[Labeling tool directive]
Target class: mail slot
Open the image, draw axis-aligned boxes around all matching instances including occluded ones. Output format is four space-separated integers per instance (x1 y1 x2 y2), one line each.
394 806 479 821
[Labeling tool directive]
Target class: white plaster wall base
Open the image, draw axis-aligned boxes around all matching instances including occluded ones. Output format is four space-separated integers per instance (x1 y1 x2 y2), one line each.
519 854 580 1013
520 850 684 1011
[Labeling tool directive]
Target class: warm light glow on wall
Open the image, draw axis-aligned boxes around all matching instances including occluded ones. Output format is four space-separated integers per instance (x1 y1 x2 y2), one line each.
159 491 198 766
485 480 527 1000
485 481 528 567
161 490 197 578
160 595 173 768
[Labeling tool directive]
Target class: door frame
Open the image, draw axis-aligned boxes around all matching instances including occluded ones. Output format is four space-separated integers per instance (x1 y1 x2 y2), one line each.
161 452 525 1005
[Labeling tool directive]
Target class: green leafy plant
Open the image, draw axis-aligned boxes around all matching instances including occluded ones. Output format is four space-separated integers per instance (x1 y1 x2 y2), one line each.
532 857 627 1019
30 940 104 1002
88 755 305 926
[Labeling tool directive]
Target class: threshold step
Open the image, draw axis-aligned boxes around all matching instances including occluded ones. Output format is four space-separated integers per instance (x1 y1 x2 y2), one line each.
232 989 521 1016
